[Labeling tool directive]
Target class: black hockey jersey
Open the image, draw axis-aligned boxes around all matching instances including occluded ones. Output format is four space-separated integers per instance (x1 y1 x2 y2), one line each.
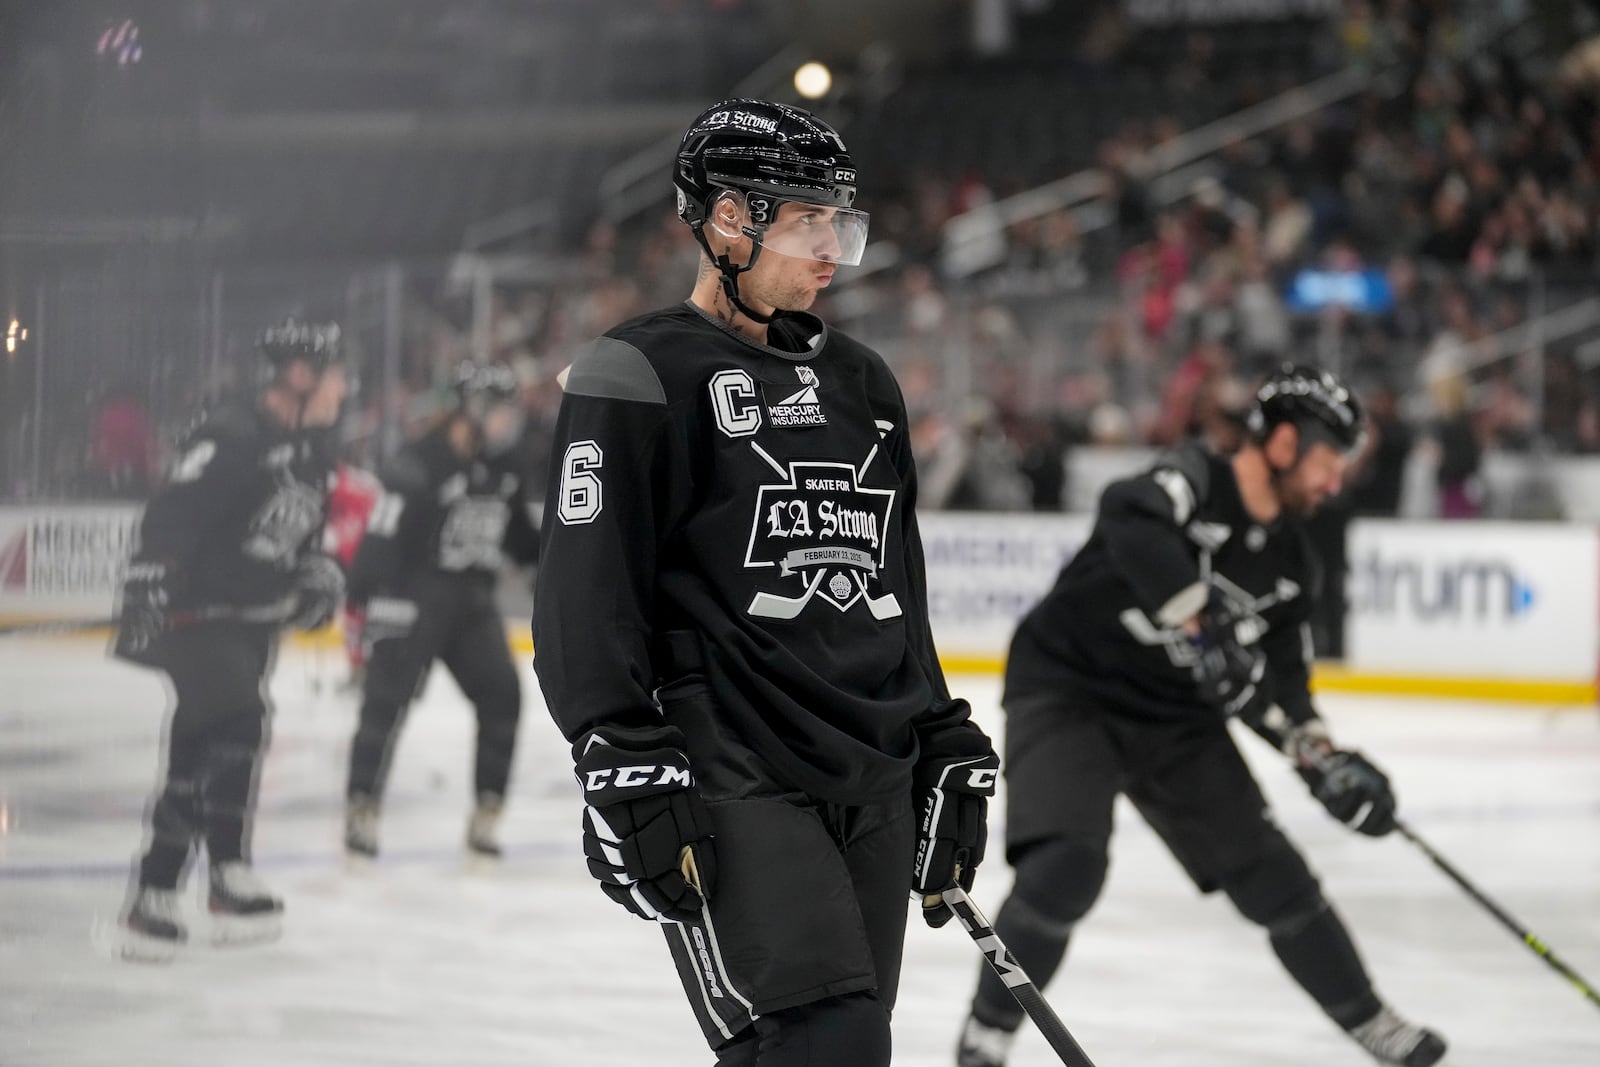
1006 443 1320 726
347 422 538 602
533 302 986 804
133 401 336 614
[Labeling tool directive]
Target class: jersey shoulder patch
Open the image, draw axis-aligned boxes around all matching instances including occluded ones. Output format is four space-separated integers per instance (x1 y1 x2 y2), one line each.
563 337 666 406
168 403 255 482
1150 443 1214 518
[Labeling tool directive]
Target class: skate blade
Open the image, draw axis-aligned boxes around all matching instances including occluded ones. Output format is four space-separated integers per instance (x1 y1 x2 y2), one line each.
209 912 283 947
94 917 182 964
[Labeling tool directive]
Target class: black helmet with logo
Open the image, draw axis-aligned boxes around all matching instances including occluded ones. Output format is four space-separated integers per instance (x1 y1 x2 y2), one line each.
674 99 858 227
453 359 518 410
258 318 342 371
1247 362 1366 455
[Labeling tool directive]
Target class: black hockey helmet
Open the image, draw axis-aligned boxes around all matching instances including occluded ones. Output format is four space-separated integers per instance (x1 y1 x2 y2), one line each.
674 99 868 323
1247 363 1366 456
675 99 860 228
453 359 518 412
452 360 523 453
258 318 342 372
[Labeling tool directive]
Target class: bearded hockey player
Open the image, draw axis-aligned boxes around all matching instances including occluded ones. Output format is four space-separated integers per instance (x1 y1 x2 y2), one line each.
956 365 1446 1067
116 319 348 959
533 99 997 1066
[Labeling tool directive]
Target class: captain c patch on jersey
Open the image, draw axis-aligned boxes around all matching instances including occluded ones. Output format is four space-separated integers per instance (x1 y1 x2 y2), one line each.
762 365 827 429
743 454 899 620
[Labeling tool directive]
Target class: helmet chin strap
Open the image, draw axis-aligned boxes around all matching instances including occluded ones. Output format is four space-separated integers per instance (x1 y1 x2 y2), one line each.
691 222 776 326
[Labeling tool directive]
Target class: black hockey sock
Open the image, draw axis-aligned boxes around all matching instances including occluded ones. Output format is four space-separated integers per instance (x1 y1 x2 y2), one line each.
348 697 407 800
1268 900 1382 1028
138 776 199 889
203 731 265 864
473 720 518 798
731 993 889 1067
972 893 1076 1030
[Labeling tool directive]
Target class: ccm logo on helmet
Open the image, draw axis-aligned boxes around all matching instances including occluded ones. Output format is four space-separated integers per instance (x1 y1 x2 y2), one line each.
833 168 857 183
585 765 694 792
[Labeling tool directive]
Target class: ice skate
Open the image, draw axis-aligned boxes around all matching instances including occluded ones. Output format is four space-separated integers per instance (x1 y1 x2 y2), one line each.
1347 1005 1447 1066
466 794 503 859
120 887 186 963
955 1013 1017 1067
345 794 380 859
208 862 283 945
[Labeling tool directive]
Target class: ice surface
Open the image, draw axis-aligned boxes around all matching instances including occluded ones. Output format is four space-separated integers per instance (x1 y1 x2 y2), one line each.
3 640 1598 1065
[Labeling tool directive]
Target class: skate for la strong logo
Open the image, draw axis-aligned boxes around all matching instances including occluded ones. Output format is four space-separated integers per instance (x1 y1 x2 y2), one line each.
744 457 901 620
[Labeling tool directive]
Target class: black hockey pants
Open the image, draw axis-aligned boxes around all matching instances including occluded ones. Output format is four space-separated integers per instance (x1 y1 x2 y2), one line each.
972 688 1382 1031
346 578 521 805
137 622 277 890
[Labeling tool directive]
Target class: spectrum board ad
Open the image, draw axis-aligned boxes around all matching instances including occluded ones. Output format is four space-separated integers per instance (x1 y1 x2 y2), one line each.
1346 520 1600 685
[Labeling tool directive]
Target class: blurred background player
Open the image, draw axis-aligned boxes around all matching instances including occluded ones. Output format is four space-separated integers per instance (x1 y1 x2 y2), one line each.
533 99 997 1067
113 319 348 960
342 360 538 860
325 461 382 689
957 364 1446 1067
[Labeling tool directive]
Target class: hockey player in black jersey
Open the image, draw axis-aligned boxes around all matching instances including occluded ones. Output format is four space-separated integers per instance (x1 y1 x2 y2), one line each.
115 320 348 960
956 365 1447 1067
534 99 997 1067
343 360 539 860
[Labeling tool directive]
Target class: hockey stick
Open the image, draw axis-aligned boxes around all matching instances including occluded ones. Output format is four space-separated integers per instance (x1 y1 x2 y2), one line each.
1396 819 1600 1014
936 885 1100 1067
0 598 300 639
0 616 122 637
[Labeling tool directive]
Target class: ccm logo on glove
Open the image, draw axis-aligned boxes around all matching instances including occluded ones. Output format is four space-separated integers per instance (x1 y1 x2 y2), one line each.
583 764 695 792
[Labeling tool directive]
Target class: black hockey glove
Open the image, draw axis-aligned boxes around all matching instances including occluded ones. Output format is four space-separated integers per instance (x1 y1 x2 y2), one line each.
574 724 717 925
1298 749 1396 837
113 561 175 664
287 554 345 631
1190 596 1270 719
912 749 1000 928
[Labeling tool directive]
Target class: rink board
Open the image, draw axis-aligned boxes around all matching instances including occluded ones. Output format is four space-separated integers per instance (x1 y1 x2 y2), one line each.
3 504 1596 703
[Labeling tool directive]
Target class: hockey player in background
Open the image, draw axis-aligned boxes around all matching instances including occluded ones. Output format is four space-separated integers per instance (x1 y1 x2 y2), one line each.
534 99 997 1067
343 360 538 860
956 365 1446 1067
115 320 348 960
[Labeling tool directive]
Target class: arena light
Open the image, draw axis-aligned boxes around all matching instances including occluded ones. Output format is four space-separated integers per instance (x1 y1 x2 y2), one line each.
96 19 143 66
793 62 832 100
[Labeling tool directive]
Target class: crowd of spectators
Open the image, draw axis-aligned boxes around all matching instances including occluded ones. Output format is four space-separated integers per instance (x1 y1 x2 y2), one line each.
351 2 1600 524
809 1 1600 518
14 1 1600 526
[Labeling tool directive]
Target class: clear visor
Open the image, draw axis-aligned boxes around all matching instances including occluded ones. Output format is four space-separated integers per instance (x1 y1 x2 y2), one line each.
713 191 870 266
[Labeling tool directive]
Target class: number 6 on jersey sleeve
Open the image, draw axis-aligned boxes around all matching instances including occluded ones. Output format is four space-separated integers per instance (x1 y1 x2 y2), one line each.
558 441 604 525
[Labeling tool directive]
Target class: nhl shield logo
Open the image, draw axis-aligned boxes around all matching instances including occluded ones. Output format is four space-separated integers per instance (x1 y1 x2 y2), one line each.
762 365 827 428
